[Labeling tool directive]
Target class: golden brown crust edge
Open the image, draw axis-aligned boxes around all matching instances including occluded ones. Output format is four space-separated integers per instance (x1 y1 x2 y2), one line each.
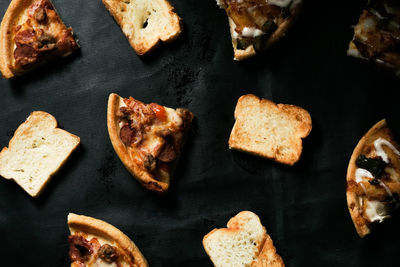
228 94 312 165
202 211 284 267
0 0 35 78
67 213 148 267
346 119 387 237
107 93 169 193
231 2 302 61
101 0 182 56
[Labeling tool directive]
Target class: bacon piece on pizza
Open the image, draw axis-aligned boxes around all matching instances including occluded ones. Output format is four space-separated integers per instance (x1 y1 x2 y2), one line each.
347 0 400 76
0 0 79 79
107 93 194 193
216 0 302 61
346 119 400 237
67 213 148 267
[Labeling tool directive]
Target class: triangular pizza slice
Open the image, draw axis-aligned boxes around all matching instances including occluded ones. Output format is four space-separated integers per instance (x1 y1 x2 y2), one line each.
67 213 148 267
216 0 302 61
0 0 78 78
107 93 194 193
347 119 400 237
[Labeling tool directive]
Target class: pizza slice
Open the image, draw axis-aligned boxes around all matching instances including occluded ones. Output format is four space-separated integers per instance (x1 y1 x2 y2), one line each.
68 213 148 267
347 0 400 76
346 119 400 237
0 0 79 79
107 93 194 193
216 0 302 61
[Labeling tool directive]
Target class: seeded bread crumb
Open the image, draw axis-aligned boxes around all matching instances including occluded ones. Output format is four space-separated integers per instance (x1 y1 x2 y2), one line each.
203 211 284 267
229 94 312 165
0 111 80 197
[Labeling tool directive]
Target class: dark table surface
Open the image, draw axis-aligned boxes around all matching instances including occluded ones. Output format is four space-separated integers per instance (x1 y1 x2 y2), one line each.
1 0 399 266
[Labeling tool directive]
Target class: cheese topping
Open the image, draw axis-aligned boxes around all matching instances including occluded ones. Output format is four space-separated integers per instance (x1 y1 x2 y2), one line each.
267 0 292 8
241 27 264 38
374 137 400 163
365 200 389 223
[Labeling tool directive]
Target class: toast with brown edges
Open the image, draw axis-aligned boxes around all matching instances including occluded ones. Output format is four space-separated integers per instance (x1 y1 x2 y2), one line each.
68 213 148 267
107 93 193 193
216 0 302 61
229 94 311 165
0 111 80 197
347 119 400 237
203 211 284 267
0 0 79 78
102 0 182 56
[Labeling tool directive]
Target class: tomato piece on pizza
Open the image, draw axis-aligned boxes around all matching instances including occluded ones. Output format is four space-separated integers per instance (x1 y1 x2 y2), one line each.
107 93 194 193
215 0 303 61
346 119 400 237
0 0 79 79
68 213 148 267
347 0 400 76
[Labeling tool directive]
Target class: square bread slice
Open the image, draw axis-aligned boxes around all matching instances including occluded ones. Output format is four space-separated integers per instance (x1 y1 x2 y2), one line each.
0 111 80 197
203 211 284 267
229 94 312 165
102 0 182 56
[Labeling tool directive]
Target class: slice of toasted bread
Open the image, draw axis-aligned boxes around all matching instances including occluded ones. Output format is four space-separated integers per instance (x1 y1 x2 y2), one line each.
203 211 284 267
229 94 312 165
346 119 400 237
102 0 182 56
68 213 148 267
0 111 80 197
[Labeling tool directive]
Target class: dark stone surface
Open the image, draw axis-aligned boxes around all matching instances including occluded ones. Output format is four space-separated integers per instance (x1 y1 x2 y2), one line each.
0 0 399 266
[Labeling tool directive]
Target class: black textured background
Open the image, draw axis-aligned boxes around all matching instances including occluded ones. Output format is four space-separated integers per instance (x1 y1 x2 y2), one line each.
1 0 400 266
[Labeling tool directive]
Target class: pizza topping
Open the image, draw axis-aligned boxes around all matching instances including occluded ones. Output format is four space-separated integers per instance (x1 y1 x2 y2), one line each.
68 235 94 262
98 244 119 263
353 136 400 223
158 141 177 163
117 96 193 180
12 0 78 69
218 0 301 50
349 0 400 73
356 155 386 178
364 200 390 223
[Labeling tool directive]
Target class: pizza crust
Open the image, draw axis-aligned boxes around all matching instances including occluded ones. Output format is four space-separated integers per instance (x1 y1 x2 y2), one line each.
346 119 387 237
68 213 148 267
0 0 34 78
107 93 169 193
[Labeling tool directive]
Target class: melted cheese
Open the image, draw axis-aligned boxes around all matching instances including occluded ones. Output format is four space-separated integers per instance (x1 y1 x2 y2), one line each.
374 137 400 163
364 200 389 223
267 0 292 7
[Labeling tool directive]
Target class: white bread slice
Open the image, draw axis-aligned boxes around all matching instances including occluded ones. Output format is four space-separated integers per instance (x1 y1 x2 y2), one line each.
203 211 284 267
102 0 182 56
229 94 312 165
0 111 80 197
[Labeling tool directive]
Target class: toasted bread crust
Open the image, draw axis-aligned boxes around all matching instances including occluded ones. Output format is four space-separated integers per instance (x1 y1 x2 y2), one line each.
102 0 182 56
67 213 148 267
229 94 312 165
107 93 169 193
346 119 388 237
203 211 284 267
229 2 302 61
0 111 80 197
